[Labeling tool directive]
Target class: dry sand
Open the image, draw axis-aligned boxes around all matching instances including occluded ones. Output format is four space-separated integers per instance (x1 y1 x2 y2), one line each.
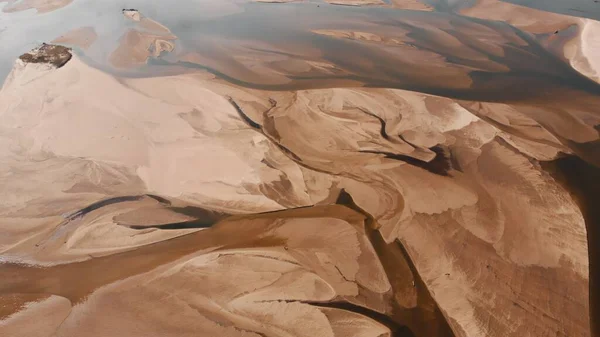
565 19 600 83
0 45 594 336
0 2 598 337
460 0 576 34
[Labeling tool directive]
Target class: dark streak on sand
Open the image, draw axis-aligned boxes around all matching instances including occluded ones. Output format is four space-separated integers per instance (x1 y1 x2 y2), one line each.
227 97 262 129
227 96 303 162
125 219 214 230
357 107 390 140
336 189 457 337
63 195 146 220
541 156 600 337
267 299 416 337
359 145 452 176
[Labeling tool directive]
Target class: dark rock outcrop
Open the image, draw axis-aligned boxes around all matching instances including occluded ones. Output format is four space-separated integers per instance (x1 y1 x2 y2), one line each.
18 43 72 68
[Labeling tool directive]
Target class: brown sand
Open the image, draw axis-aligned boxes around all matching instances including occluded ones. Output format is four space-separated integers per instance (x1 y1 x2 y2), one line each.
109 12 177 68
460 0 576 34
1 2 599 337
0 49 594 336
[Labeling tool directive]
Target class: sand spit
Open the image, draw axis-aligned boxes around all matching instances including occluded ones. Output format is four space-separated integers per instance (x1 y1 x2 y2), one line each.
0 50 594 337
460 0 576 34
109 30 176 68
565 19 600 83
110 10 177 68
1 0 73 13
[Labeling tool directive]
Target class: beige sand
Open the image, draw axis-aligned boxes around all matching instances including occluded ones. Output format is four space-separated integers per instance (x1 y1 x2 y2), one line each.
0 47 593 337
460 0 576 34
1 2 599 336
565 19 600 83
110 11 177 68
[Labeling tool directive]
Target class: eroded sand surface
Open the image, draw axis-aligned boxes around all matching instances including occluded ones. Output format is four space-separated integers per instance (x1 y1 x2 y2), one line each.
0 2 599 337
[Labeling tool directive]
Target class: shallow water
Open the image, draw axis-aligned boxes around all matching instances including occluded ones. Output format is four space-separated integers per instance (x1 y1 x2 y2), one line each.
2 0 599 103
505 0 600 21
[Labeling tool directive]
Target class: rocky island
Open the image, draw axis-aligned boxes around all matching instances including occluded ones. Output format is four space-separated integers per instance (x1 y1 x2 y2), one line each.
18 43 72 68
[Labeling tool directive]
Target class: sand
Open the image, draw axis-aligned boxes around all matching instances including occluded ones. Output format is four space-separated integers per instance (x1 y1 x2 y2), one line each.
0 2 598 337
565 19 600 83
110 12 177 68
325 0 385 6
0 47 594 336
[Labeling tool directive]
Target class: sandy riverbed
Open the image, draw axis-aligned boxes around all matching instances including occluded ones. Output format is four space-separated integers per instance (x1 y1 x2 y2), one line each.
0 2 599 337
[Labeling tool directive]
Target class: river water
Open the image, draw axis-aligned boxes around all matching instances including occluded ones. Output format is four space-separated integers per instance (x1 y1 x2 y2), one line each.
1 0 599 102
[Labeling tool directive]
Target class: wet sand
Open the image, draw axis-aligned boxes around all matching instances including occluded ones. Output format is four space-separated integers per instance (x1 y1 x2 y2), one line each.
0 1 598 337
